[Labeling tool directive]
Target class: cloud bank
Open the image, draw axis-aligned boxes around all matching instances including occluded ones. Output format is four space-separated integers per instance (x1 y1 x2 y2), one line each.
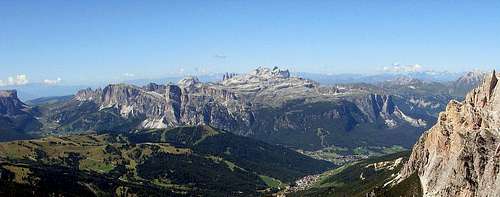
0 74 29 86
383 64 424 73
43 77 62 85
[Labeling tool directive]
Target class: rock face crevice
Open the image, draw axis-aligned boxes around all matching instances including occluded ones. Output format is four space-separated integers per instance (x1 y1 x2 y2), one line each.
399 71 500 197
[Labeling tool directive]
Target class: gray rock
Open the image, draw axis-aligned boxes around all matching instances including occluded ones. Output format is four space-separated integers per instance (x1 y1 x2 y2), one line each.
398 70 500 196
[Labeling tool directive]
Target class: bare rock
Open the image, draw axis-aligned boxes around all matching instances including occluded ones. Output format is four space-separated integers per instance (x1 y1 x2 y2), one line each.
398 70 500 197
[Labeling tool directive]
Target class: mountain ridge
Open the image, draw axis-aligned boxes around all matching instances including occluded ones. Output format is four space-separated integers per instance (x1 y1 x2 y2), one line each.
42 67 441 151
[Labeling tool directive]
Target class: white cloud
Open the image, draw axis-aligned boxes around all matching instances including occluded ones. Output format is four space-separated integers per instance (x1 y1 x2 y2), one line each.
43 77 62 85
383 64 424 73
213 54 227 59
123 73 135 77
0 74 29 86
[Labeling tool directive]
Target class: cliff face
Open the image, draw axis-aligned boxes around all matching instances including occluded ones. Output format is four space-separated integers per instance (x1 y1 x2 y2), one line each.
0 90 27 115
399 71 500 197
0 90 41 140
70 80 254 132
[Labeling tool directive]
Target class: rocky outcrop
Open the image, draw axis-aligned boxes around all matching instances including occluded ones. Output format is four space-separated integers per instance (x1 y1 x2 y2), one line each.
70 80 253 131
0 90 27 115
0 90 41 140
398 71 500 196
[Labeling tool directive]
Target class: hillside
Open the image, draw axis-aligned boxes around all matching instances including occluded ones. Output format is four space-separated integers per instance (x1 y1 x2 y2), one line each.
0 125 334 196
285 151 421 197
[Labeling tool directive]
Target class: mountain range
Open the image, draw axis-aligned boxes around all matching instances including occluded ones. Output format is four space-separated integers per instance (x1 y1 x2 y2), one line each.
0 66 494 196
0 69 482 101
0 67 486 152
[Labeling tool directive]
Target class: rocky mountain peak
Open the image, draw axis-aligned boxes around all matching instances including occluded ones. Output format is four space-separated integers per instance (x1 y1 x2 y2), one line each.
0 89 41 139
250 66 290 79
178 76 201 89
464 70 497 110
397 70 500 196
0 89 32 117
449 70 489 97
0 90 18 98
75 87 101 102
222 72 238 81
219 66 315 96
386 76 423 86
460 70 487 84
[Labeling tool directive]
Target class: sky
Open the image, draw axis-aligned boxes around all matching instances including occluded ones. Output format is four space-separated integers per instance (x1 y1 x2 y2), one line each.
1 1 500 85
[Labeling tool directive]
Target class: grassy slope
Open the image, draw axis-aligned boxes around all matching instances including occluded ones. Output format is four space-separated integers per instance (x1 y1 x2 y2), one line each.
289 151 422 197
0 125 334 196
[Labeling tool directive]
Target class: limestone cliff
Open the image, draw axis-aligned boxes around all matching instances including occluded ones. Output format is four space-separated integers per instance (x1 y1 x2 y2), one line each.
399 71 500 196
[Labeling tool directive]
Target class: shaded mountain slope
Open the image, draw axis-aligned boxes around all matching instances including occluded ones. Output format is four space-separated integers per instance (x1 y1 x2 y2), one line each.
0 90 41 141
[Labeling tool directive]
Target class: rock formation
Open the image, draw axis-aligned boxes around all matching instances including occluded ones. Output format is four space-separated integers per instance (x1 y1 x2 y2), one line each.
0 90 41 140
398 71 500 196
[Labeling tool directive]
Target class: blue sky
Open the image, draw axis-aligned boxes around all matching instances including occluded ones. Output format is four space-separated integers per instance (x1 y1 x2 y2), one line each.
1 1 500 85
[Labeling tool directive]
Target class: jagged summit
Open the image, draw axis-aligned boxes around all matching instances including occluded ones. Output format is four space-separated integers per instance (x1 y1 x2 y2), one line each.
466 70 497 109
221 66 293 84
0 89 41 139
396 70 500 196
460 70 488 84
250 66 291 78
450 70 489 97
0 90 17 98
218 66 318 101
0 90 28 115
178 76 201 89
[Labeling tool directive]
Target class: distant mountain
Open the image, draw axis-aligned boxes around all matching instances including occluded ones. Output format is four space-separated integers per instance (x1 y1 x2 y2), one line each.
0 84 88 101
0 90 41 141
0 125 334 196
296 70 463 85
449 70 487 97
124 74 223 86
